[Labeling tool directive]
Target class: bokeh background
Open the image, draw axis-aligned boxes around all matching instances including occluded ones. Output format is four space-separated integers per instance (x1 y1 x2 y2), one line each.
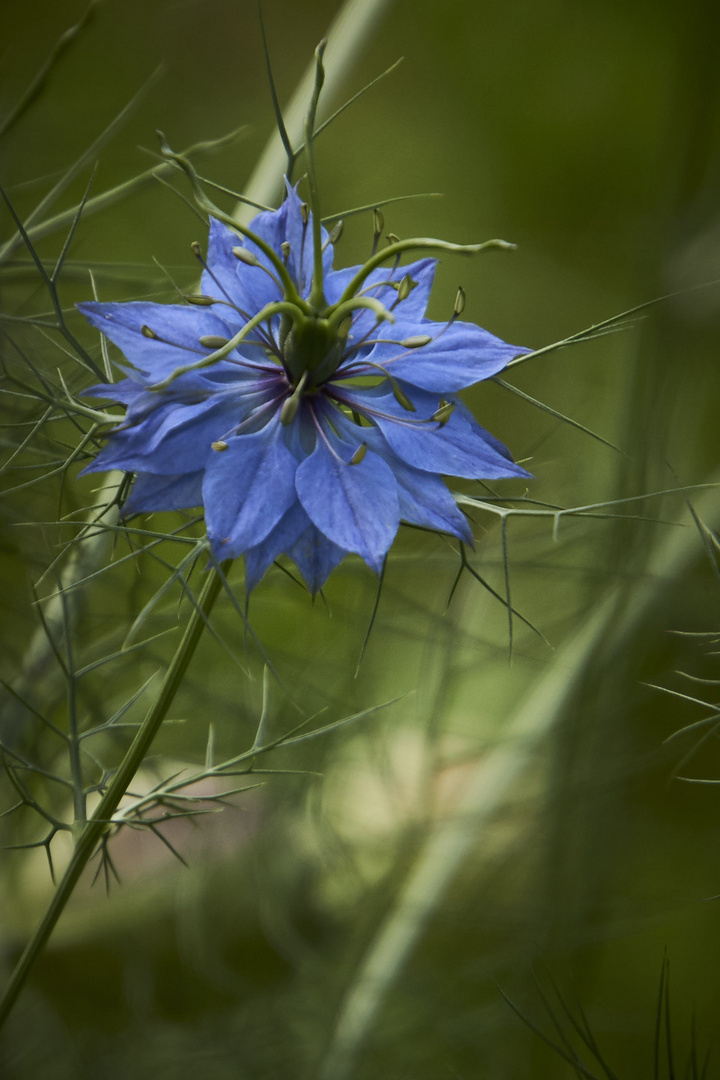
2 0 720 1076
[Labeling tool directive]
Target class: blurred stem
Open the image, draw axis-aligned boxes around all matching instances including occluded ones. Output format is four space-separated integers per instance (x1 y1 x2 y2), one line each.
235 0 393 222
316 477 720 1080
0 565 226 1030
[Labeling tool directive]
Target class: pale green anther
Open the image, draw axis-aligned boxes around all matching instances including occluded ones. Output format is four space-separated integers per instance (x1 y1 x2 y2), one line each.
391 380 416 412
301 202 310 226
190 241 202 258
280 370 308 424
232 245 259 266
432 399 455 425
396 274 416 302
281 241 291 263
328 219 343 245
211 440 228 451
454 286 466 316
199 335 230 349
401 334 432 349
372 207 384 237
141 325 159 339
280 396 299 426
185 293 216 306
387 232 401 245
350 442 367 465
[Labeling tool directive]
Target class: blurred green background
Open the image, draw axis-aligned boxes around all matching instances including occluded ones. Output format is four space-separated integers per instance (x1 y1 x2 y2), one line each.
2 0 720 1076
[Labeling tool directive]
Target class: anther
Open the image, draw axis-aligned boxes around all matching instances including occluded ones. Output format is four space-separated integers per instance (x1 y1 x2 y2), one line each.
350 442 367 465
328 219 343 246
190 241 203 258
185 294 216 306
391 381 416 412
400 334 432 349
432 400 455 425
211 441 229 451
141 325 159 339
454 286 466 317
280 370 308 426
372 208 384 238
281 241 291 265
232 246 259 267
386 232 401 246
396 274 417 303
300 202 310 226
199 335 230 349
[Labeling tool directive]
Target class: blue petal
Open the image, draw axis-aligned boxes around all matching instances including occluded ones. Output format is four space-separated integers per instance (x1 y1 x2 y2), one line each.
328 411 472 543
338 384 531 480
348 318 529 392
243 500 310 591
324 258 436 346
122 471 204 515
82 378 145 405
82 397 241 476
204 419 299 558
295 427 400 574
243 184 333 302
77 301 265 378
286 524 348 593
203 217 267 317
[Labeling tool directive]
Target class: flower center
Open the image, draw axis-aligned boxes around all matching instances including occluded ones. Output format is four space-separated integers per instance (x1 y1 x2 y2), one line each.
281 310 349 390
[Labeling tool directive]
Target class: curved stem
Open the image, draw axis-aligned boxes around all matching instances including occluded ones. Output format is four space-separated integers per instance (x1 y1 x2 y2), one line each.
0 562 227 1029
337 236 516 308
147 301 303 391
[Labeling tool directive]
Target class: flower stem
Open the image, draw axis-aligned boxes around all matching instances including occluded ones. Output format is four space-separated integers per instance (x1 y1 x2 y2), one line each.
0 563 227 1030
305 40 328 310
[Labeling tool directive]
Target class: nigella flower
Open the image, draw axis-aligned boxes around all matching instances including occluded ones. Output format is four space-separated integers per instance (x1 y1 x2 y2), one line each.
79 185 530 593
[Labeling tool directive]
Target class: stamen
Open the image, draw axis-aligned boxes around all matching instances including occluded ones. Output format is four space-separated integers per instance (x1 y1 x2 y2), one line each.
371 208 384 256
432 399 455 425
232 246 259 266
199 335 231 349
280 370 308 426
184 294 216 306
350 442 367 465
400 334 432 349
322 219 343 253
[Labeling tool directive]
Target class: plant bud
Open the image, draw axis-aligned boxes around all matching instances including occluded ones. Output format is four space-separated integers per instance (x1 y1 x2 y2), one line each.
232 246 259 266
198 335 230 349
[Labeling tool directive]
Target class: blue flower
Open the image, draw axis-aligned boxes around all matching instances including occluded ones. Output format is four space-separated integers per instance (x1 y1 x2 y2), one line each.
79 186 530 593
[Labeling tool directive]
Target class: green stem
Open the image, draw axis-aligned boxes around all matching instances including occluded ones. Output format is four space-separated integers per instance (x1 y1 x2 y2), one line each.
336 236 516 308
0 563 227 1029
305 41 328 310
